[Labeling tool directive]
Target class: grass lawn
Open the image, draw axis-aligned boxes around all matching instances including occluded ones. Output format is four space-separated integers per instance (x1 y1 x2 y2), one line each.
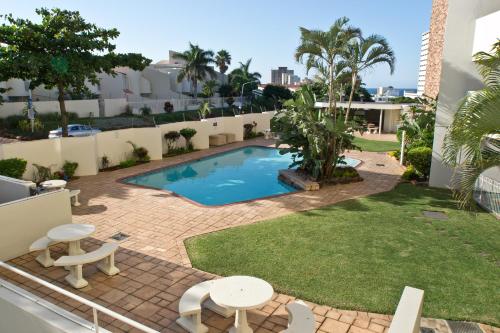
186 184 500 326
353 137 400 152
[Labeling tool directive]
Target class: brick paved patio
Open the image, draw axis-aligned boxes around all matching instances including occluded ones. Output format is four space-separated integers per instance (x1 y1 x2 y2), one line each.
1 139 497 333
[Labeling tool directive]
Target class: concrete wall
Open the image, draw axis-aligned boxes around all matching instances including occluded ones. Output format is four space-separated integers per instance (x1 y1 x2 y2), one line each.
0 190 71 261
103 98 127 117
0 99 99 118
0 113 272 178
429 1 500 188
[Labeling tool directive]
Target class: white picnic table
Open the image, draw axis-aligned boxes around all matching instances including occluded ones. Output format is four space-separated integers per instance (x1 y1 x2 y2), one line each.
210 276 274 333
40 179 67 190
47 224 95 256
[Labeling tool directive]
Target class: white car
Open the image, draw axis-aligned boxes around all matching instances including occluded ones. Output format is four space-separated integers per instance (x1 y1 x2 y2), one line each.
48 124 101 138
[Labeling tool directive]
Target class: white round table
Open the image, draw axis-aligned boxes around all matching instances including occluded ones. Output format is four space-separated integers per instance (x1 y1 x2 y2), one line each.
210 276 274 333
48 224 95 256
41 179 67 190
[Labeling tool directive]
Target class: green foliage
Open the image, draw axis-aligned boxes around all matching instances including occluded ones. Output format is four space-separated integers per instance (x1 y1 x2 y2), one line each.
163 101 174 113
32 163 53 183
62 161 78 179
119 159 136 169
272 86 361 181
0 8 151 137
126 141 150 162
18 118 44 132
243 122 257 139
180 128 197 150
218 83 234 98
263 85 293 101
197 101 212 120
391 96 418 104
0 158 27 179
402 164 419 181
100 155 110 170
215 49 231 75
164 131 181 151
407 146 432 179
140 105 152 116
331 166 360 179
228 59 261 96
397 99 436 153
174 43 216 98
201 80 218 97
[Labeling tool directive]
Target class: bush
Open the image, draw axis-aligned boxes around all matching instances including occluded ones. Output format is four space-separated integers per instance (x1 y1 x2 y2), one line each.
127 141 150 162
119 159 136 168
100 155 110 169
18 118 44 132
0 158 27 179
389 149 400 160
62 161 79 179
243 122 257 139
180 128 197 150
164 131 180 151
164 101 174 113
407 146 432 178
140 105 152 116
32 164 53 183
402 164 420 181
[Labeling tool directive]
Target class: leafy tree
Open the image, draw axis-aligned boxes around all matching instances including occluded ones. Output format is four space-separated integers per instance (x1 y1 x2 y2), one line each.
262 84 293 109
218 83 234 97
0 8 151 136
174 43 216 99
180 128 197 150
341 34 395 122
201 79 218 97
443 41 500 209
215 49 231 75
229 58 261 96
197 101 211 119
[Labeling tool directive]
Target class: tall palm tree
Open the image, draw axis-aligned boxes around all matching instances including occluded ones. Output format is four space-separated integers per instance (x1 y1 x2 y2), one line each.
215 50 231 75
342 34 395 122
295 17 360 117
229 58 261 96
174 43 216 99
202 79 218 97
443 41 500 209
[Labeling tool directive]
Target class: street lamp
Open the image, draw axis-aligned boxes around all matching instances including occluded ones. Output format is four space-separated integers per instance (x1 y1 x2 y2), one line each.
239 80 259 114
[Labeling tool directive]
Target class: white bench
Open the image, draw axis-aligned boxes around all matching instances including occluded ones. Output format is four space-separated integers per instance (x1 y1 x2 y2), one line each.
282 300 315 333
69 189 81 206
177 280 235 333
29 236 55 268
221 133 236 143
54 243 120 289
388 286 424 333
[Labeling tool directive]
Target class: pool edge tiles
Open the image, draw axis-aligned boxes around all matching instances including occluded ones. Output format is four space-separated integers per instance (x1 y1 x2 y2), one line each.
122 146 361 207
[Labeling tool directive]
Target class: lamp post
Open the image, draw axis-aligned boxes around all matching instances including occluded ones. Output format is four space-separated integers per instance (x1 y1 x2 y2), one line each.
239 80 258 114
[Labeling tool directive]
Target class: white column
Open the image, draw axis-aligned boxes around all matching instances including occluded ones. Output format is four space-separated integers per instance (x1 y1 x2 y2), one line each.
379 109 384 135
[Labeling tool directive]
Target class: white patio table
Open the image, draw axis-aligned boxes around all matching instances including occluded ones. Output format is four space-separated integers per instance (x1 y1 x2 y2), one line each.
40 179 67 190
47 224 95 256
210 276 274 333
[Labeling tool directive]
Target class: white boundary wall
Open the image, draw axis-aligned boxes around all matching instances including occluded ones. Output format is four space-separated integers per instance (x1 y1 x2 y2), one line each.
0 112 274 179
0 100 99 118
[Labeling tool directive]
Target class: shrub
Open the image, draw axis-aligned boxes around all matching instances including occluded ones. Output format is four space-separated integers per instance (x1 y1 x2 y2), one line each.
407 146 432 178
100 155 110 169
389 149 400 160
164 101 174 113
5 115 25 129
180 128 197 150
127 141 150 162
32 164 53 183
198 101 211 120
0 158 27 179
119 159 136 168
18 118 44 132
402 164 420 181
140 105 152 116
243 122 257 139
164 131 181 151
62 161 78 179
332 166 360 179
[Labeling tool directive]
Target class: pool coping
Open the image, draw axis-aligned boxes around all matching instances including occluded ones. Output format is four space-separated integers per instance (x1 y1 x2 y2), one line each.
117 144 363 208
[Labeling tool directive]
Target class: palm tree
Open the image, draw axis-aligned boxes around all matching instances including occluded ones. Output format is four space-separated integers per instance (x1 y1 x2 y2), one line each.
295 17 360 117
174 43 216 99
202 79 218 97
215 50 231 75
342 34 395 122
443 41 500 209
229 58 261 96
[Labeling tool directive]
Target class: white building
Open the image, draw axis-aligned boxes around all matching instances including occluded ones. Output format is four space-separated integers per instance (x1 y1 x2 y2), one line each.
417 31 430 97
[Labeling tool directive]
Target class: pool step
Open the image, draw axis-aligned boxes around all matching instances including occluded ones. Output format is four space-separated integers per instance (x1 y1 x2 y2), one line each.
279 169 320 191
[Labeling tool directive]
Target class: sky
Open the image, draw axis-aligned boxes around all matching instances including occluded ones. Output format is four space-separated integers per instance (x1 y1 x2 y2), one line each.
2 0 432 88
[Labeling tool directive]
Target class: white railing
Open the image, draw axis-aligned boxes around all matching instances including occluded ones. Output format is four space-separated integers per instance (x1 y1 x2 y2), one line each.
474 174 500 218
0 261 160 333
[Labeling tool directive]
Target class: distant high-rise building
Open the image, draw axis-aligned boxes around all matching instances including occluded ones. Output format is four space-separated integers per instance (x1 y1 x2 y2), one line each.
417 31 430 96
270 67 299 85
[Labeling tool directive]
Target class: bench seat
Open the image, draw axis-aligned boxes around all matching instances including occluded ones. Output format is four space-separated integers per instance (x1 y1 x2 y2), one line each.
209 134 227 146
283 300 315 333
388 286 424 333
29 236 55 268
69 189 81 206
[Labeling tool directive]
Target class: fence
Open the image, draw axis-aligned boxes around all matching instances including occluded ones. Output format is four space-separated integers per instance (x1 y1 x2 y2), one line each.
0 112 275 179
474 173 500 218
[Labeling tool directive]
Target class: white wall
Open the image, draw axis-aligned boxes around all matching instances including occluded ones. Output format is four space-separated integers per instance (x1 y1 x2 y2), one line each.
0 100 99 118
103 98 127 117
429 1 500 188
0 190 71 261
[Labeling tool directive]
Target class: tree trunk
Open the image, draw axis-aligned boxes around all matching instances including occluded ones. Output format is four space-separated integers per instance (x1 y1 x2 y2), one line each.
193 79 198 100
344 73 357 124
57 83 69 137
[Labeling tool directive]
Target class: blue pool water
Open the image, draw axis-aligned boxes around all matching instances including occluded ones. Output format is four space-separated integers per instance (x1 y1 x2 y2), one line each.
124 147 360 206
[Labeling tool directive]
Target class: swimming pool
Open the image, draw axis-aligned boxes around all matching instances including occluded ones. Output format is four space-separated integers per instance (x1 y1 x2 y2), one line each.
124 146 360 206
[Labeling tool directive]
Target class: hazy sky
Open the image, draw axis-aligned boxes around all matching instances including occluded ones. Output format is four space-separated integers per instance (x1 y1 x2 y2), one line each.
2 0 432 88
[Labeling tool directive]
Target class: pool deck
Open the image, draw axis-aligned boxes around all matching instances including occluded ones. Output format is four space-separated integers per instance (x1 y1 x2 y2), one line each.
2 138 497 333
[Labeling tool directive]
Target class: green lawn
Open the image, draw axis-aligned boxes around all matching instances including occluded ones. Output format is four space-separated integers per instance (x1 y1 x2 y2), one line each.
353 137 400 152
186 184 500 326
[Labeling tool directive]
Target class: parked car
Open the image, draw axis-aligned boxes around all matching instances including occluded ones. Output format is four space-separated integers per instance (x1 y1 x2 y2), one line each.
48 124 101 138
